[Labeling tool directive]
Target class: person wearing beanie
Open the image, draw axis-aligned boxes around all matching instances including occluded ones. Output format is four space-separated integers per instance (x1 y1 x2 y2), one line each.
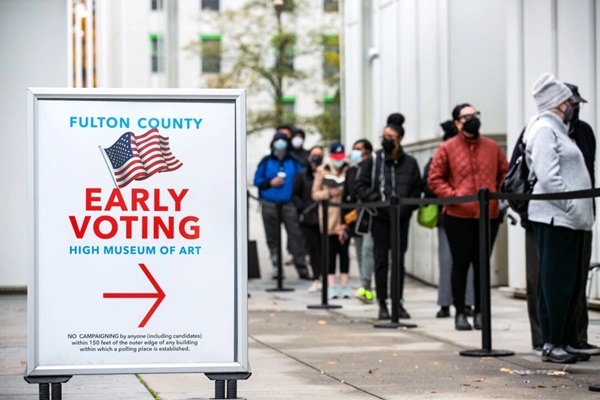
253 130 310 281
427 103 508 331
524 72 593 364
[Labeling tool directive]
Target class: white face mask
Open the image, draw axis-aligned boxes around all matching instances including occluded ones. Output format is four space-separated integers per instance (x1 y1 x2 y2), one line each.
291 136 304 149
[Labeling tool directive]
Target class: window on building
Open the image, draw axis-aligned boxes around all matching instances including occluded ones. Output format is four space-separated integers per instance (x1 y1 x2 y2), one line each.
150 34 164 73
151 0 163 11
201 0 219 11
282 97 296 125
322 35 339 78
201 35 222 73
323 0 338 12
274 34 295 71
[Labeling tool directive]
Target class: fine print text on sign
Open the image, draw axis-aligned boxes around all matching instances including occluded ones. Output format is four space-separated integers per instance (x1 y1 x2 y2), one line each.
27 89 248 376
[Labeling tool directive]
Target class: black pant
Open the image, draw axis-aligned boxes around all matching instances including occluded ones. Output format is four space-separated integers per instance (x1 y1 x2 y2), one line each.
576 231 593 343
533 222 583 346
327 235 349 275
525 228 591 347
444 216 500 314
371 217 410 302
302 225 321 280
525 228 542 347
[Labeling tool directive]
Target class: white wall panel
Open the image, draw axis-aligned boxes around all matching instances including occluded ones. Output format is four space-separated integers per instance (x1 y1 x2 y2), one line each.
397 0 419 140
449 0 507 134
0 0 68 287
378 0 400 131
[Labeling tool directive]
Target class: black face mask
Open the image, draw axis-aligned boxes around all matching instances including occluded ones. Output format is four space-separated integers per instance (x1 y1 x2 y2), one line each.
568 109 580 135
310 156 323 167
462 118 481 138
381 138 396 153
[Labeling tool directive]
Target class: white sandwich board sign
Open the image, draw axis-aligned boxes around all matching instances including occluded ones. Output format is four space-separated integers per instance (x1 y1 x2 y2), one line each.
26 88 248 376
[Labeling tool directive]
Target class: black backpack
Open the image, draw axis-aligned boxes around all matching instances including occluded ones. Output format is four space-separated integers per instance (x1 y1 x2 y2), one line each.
500 133 536 213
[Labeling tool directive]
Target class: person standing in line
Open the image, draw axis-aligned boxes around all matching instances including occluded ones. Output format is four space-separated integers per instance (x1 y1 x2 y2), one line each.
564 83 599 356
276 124 293 139
428 103 508 331
355 122 422 320
293 145 325 292
423 121 475 319
524 73 593 363
253 131 310 281
511 82 599 357
312 142 351 299
343 139 375 303
290 127 309 168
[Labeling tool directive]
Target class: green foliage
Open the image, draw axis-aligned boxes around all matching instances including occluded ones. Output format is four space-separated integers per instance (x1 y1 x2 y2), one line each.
186 0 340 137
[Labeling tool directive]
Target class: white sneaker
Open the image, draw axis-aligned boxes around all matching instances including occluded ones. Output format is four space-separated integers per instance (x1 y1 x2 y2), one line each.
307 282 321 293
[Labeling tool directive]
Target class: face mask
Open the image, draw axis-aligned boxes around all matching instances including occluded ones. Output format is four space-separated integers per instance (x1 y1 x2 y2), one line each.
571 108 580 123
291 137 304 149
563 105 574 124
381 138 396 153
273 139 287 151
462 118 481 137
350 149 363 164
332 159 346 169
309 155 323 167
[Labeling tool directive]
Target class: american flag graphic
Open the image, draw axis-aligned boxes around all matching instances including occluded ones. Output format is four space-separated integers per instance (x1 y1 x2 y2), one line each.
102 128 183 188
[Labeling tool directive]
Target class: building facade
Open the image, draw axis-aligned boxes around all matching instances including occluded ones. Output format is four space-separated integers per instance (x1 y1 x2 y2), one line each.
0 0 340 289
341 0 600 294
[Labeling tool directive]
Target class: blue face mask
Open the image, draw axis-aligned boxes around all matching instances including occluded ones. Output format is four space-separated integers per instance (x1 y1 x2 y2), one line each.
350 149 363 164
332 159 346 169
273 139 287 151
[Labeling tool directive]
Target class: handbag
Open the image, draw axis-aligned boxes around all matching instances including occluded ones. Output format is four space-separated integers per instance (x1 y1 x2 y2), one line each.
355 207 376 235
417 204 438 229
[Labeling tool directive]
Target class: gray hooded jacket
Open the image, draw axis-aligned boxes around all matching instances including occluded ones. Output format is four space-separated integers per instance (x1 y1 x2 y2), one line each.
524 111 593 231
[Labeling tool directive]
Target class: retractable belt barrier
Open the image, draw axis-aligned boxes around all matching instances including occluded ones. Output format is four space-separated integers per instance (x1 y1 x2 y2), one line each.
248 188 600 357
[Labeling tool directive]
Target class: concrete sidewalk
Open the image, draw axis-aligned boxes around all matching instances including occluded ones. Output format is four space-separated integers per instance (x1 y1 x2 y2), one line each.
3 275 600 399
3 207 600 399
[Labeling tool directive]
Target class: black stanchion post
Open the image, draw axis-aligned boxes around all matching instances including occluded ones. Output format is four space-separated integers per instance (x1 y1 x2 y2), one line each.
460 188 513 357
308 200 341 309
375 195 416 329
266 203 294 292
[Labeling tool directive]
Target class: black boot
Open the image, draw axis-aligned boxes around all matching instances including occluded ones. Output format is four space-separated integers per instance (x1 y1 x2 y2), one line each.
378 301 390 320
436 306 450 318
455 314 472 331
398 303 411 319
296 265 312 280
473 313 482 330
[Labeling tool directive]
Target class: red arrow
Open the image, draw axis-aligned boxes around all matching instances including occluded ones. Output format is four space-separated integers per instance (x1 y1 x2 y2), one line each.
103 263 166 328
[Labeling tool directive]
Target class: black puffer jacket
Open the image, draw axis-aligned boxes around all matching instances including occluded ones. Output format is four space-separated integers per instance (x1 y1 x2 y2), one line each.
292 166 319 226
354 149 422 220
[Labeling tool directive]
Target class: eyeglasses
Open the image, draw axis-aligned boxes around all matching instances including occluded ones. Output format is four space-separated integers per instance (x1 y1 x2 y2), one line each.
458 111 481 122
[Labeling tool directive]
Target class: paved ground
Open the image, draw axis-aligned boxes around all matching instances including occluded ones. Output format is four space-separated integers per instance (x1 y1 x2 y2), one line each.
3 276 600 399
3 206 600 399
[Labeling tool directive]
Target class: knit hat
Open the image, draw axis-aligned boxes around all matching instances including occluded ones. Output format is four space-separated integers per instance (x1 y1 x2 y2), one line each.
532 73 572 112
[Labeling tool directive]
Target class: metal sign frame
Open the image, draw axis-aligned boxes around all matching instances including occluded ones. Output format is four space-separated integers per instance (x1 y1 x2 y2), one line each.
26 88 248 376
